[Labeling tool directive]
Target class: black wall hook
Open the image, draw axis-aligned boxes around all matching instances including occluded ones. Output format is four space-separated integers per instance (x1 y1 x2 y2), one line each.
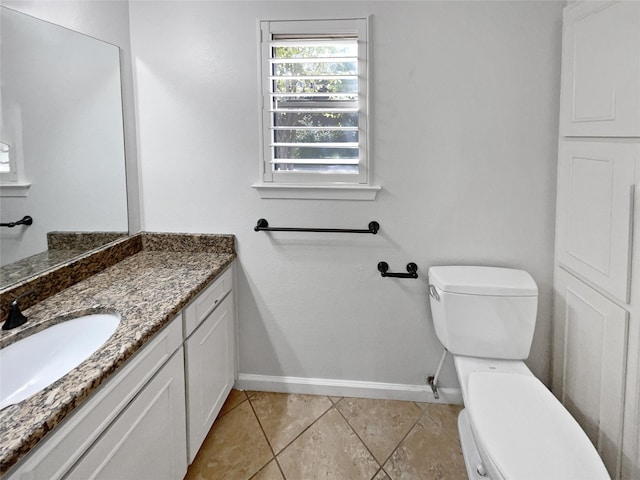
377 262 418 279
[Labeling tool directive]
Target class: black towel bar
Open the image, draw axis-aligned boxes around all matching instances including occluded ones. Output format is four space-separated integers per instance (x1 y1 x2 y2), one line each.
377 262 418 279
1 216 33 228
254 218 379 235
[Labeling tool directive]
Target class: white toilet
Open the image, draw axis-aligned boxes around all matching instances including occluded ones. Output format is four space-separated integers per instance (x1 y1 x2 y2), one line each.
427 265 611 480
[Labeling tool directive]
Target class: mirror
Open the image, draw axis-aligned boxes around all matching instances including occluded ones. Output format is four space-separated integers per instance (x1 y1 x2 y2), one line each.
0 7 128 289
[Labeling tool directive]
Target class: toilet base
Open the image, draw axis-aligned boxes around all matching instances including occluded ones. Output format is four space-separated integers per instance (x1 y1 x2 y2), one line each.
458 408 492 480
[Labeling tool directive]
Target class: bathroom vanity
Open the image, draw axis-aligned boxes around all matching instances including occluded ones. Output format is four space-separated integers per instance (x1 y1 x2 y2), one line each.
0 233 237 480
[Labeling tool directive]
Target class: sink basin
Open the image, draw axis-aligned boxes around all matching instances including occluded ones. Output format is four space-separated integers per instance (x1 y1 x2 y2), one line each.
0 313 120 410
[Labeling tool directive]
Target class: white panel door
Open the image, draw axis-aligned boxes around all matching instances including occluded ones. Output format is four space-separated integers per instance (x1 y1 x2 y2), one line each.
556 141 636 303
553 268 628 478
560 1 640 137
65 351 188 480
185 293 235 463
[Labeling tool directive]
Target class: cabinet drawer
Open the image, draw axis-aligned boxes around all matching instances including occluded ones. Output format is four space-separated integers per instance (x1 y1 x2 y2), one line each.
556 141 636 303
7 316 183 480
184 266 232 337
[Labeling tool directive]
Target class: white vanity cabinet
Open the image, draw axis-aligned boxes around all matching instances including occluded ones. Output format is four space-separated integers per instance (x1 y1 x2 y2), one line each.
5 262 237 480
183 266 235 463
7 315 186 480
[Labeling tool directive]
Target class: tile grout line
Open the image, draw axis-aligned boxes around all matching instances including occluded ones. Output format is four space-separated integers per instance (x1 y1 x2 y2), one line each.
440 407 465 443
245 392 336 479
265 397 336 460
246 394 286 480
217 391 249 419
332 400 386 476
376 405 432 474
419 403 465 444
333 398 436 476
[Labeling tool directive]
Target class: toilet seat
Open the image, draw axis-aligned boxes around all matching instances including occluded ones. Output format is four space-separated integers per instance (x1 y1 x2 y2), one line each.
467 372 610 480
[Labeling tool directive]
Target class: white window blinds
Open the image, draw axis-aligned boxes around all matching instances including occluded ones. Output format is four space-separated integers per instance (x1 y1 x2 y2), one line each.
260 19 369 185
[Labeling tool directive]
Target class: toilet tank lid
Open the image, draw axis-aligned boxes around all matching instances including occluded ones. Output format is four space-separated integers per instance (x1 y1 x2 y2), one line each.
428 266 537 296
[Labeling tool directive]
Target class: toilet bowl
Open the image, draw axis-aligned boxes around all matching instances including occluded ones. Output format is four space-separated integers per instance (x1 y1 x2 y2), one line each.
428 266 610 480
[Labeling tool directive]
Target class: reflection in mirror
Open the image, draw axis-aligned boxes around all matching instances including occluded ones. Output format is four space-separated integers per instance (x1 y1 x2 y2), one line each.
0 7 128 289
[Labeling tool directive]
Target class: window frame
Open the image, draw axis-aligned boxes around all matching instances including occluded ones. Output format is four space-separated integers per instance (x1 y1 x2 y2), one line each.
0 141 17 181
0 121 30 197
254 17 380 200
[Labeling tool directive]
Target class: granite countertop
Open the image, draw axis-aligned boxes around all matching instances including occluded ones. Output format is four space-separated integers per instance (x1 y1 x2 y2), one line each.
0 239 235 475
0 231 127 289
0 249 87 289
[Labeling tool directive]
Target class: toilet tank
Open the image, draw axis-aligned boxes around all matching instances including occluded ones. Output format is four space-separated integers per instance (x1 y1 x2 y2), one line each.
428 266 538 360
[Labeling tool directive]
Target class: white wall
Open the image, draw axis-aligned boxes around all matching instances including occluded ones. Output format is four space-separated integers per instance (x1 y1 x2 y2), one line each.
131 0 563 397
0 0 141 233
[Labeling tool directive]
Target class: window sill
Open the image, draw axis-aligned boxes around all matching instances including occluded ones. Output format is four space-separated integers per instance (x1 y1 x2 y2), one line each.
0 182 31 197
252 183 381 200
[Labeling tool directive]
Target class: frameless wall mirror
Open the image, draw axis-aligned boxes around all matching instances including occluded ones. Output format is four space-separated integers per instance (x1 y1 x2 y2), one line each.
0 6 128 288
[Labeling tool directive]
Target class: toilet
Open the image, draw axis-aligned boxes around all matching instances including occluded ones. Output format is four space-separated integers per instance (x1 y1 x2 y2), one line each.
427 266 611 480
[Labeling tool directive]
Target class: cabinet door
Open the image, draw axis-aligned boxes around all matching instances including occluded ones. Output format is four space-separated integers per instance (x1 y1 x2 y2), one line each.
560 1 640 137
65 351 188 480
553 268 628 478
556 141 636 303
185 293 235 463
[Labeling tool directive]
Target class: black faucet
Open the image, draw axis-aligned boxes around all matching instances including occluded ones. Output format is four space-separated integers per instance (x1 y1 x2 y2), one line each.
2 290 34 330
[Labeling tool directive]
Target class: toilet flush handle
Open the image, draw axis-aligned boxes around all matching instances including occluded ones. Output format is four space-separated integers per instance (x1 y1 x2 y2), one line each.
429 285 440 301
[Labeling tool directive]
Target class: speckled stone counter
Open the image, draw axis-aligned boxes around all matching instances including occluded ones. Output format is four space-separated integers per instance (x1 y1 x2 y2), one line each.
0 236 142 318
0 249 88 289
46 231 128 251
0 233 235 475
0 232 128 289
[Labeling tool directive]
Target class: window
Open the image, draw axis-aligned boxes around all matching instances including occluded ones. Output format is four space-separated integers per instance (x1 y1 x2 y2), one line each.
0 140 29 197
1 109 30 197
0 142 13 176
255 18 380 200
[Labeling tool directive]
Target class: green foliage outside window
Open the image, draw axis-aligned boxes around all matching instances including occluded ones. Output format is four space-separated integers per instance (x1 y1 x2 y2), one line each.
271 41 359 172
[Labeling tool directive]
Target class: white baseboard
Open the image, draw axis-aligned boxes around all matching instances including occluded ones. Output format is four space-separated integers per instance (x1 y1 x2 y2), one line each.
235 373 463 405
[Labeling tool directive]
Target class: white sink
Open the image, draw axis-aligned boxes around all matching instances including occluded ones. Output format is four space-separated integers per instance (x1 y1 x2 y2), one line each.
0 313 120 410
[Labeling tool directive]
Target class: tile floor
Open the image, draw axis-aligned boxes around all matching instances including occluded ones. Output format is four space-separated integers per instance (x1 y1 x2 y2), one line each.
184 390 467 480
